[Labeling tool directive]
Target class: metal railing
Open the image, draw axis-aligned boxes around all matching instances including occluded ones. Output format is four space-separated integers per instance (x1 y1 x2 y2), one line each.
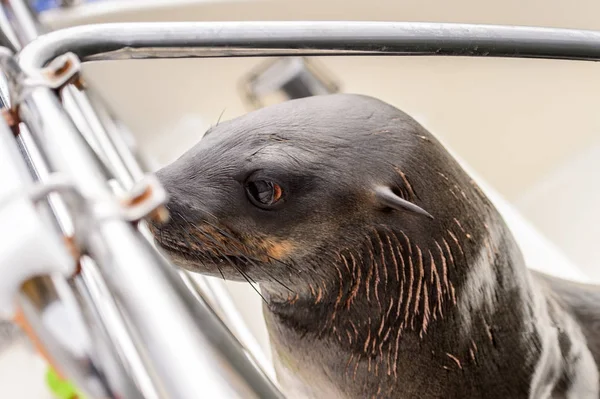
1 2 600 398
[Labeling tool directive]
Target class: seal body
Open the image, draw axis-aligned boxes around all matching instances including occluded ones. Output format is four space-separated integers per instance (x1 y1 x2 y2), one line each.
150 94 599 398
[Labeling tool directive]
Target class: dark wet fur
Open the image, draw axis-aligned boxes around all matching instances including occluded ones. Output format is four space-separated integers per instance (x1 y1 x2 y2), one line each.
150 94 599 398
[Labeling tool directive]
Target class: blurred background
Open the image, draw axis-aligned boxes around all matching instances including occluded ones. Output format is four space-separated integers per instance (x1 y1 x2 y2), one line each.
2 0 600 397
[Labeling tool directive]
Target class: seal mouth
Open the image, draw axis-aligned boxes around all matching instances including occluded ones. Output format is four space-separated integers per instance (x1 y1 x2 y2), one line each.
155 234 252 269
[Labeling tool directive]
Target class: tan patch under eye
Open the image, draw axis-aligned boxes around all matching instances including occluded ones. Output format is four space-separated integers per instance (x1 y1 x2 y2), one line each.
263 240 295 260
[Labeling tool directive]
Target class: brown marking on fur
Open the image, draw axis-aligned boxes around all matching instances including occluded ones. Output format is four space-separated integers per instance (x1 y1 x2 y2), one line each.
370 236 382 310
368 356 372 372
384 231 400 283
364 327 372 354
308 284 316 297
392 324 402 378
449 188 460 201
338 253 350 275
404 254 414 328
378 325 393 364
365 244 375 303
400 231 413 256
446 353 463 370
346 254 361 309
453 218 466 234
353 355 361 381
453 218 473 241
316 286 323 304
420 281 430 338
374 230 389 291
442 237 456 267
434 241 449 294
350 320 359 342
450 283 457 305
346 330 353 345
447 230 465 258
331 264 345 322
262 239 295 260
394 166 416 199
437 171 450 181
289 293 299 304
345 353 355 377
390 232 406 320
484 321 496 347
412 246 424 329
429 250 443 320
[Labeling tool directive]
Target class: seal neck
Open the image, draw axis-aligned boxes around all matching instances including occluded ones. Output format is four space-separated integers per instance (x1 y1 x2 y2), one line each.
261 214 557 395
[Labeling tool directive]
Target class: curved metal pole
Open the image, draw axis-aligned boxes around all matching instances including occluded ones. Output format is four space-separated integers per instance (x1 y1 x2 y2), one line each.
17 21 600 73
3 4 284 397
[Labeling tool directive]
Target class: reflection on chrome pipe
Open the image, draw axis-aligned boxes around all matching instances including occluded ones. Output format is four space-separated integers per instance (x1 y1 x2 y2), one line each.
17 84 282 398
0 7 20 52
2 0 45 44
3 5 282 396
19 277 113 398
17 21 600 74
62 85 136 189
74 258 163 399
18 276 136 399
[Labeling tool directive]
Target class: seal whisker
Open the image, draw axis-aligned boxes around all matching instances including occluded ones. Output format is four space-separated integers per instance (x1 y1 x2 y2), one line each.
364 324 372 354
331 262 345 324
389 231 406 320
374 230 389 292
316 286 323 304
400 231 413 256
450 282 457 305
236 266 268 304
446 230 465 260
412 246 424 329
353 354 361 381
383 231 400 284
420 280 430 338
368 235 382 311
250 260 294 293
429 250 443 320
392 323 402 379
345 353 355 377
348 321 359 351
365 243 375 304
345 253 361 310
446 353 463 370
393 166 417 200
434 241 449 294
441 237 456 268
402 247 414 328
346 329 353 345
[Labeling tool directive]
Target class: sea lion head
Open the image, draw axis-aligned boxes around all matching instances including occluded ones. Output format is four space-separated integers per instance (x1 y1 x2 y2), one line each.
149 94 494 297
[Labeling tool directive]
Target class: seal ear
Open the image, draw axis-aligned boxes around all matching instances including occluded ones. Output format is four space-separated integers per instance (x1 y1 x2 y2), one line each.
375 186 434 219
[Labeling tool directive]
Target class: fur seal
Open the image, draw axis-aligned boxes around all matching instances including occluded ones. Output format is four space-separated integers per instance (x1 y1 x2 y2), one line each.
149 94 599 398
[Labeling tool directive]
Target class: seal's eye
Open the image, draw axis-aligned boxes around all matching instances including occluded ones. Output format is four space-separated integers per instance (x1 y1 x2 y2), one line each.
245 180 283 208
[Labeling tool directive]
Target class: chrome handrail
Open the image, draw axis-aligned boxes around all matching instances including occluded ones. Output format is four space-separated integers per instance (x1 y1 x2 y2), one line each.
2 3 600 399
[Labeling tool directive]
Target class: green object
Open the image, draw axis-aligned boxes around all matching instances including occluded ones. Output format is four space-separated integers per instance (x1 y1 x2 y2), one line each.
45 366 83 399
